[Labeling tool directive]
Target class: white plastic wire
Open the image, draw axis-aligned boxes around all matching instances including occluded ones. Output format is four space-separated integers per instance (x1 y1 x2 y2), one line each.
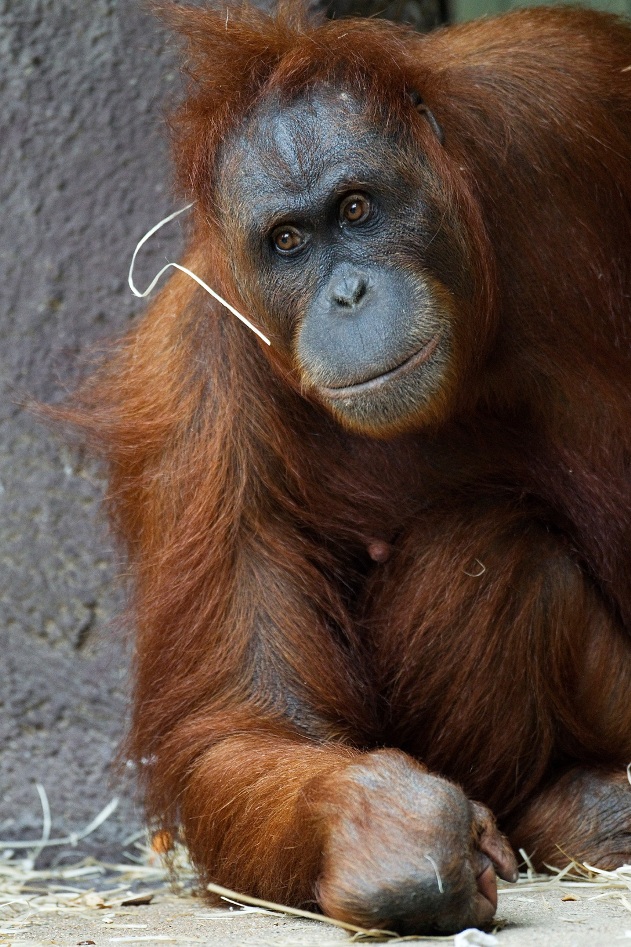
127 203 270 346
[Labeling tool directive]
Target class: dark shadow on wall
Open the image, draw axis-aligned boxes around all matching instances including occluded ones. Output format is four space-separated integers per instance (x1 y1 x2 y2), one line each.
0 0 185 856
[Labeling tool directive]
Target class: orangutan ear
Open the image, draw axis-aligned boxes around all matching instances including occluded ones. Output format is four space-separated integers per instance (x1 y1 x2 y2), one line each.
408 89 444 145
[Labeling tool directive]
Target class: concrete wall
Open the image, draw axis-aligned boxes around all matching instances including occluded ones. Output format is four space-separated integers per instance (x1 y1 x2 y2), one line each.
0 0 182 855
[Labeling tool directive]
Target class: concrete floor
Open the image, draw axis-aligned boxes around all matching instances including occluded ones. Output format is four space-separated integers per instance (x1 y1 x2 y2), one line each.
3 879 631 947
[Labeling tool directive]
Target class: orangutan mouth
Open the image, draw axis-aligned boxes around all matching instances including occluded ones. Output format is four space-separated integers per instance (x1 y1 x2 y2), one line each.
320 334 441 399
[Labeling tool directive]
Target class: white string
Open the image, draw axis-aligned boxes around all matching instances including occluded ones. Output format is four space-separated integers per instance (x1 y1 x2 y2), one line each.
424 853 444 893
127 202 271 346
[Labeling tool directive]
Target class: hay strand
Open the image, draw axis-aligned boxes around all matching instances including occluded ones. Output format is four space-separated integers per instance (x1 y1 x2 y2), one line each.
127 203 271 346
3 793 631 942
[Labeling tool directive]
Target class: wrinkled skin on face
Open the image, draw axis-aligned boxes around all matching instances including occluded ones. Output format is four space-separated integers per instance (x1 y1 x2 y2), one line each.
217 87 473 436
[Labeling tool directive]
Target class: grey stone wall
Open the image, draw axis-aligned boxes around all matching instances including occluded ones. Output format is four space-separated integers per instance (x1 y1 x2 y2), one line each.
0 0 184 855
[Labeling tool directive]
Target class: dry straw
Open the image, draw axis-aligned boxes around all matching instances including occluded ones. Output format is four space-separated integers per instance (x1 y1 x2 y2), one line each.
2 787 631 944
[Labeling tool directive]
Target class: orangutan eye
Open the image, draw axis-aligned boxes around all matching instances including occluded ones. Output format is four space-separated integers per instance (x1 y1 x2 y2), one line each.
339 193 371 225
271 225 306 255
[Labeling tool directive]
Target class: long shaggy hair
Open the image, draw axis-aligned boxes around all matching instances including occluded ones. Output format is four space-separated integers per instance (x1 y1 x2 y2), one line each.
51 2 631 920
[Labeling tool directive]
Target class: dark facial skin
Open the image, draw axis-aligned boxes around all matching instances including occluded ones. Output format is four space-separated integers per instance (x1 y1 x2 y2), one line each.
217 87 469 436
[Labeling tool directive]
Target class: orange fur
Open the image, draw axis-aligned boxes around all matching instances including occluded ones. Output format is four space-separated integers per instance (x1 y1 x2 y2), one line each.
53 4 631 934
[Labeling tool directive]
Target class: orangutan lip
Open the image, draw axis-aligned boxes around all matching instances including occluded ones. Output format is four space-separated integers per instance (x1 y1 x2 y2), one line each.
320 334 441 399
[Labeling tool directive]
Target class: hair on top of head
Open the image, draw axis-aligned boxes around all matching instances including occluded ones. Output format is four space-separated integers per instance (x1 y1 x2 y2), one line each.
151 1 426 208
